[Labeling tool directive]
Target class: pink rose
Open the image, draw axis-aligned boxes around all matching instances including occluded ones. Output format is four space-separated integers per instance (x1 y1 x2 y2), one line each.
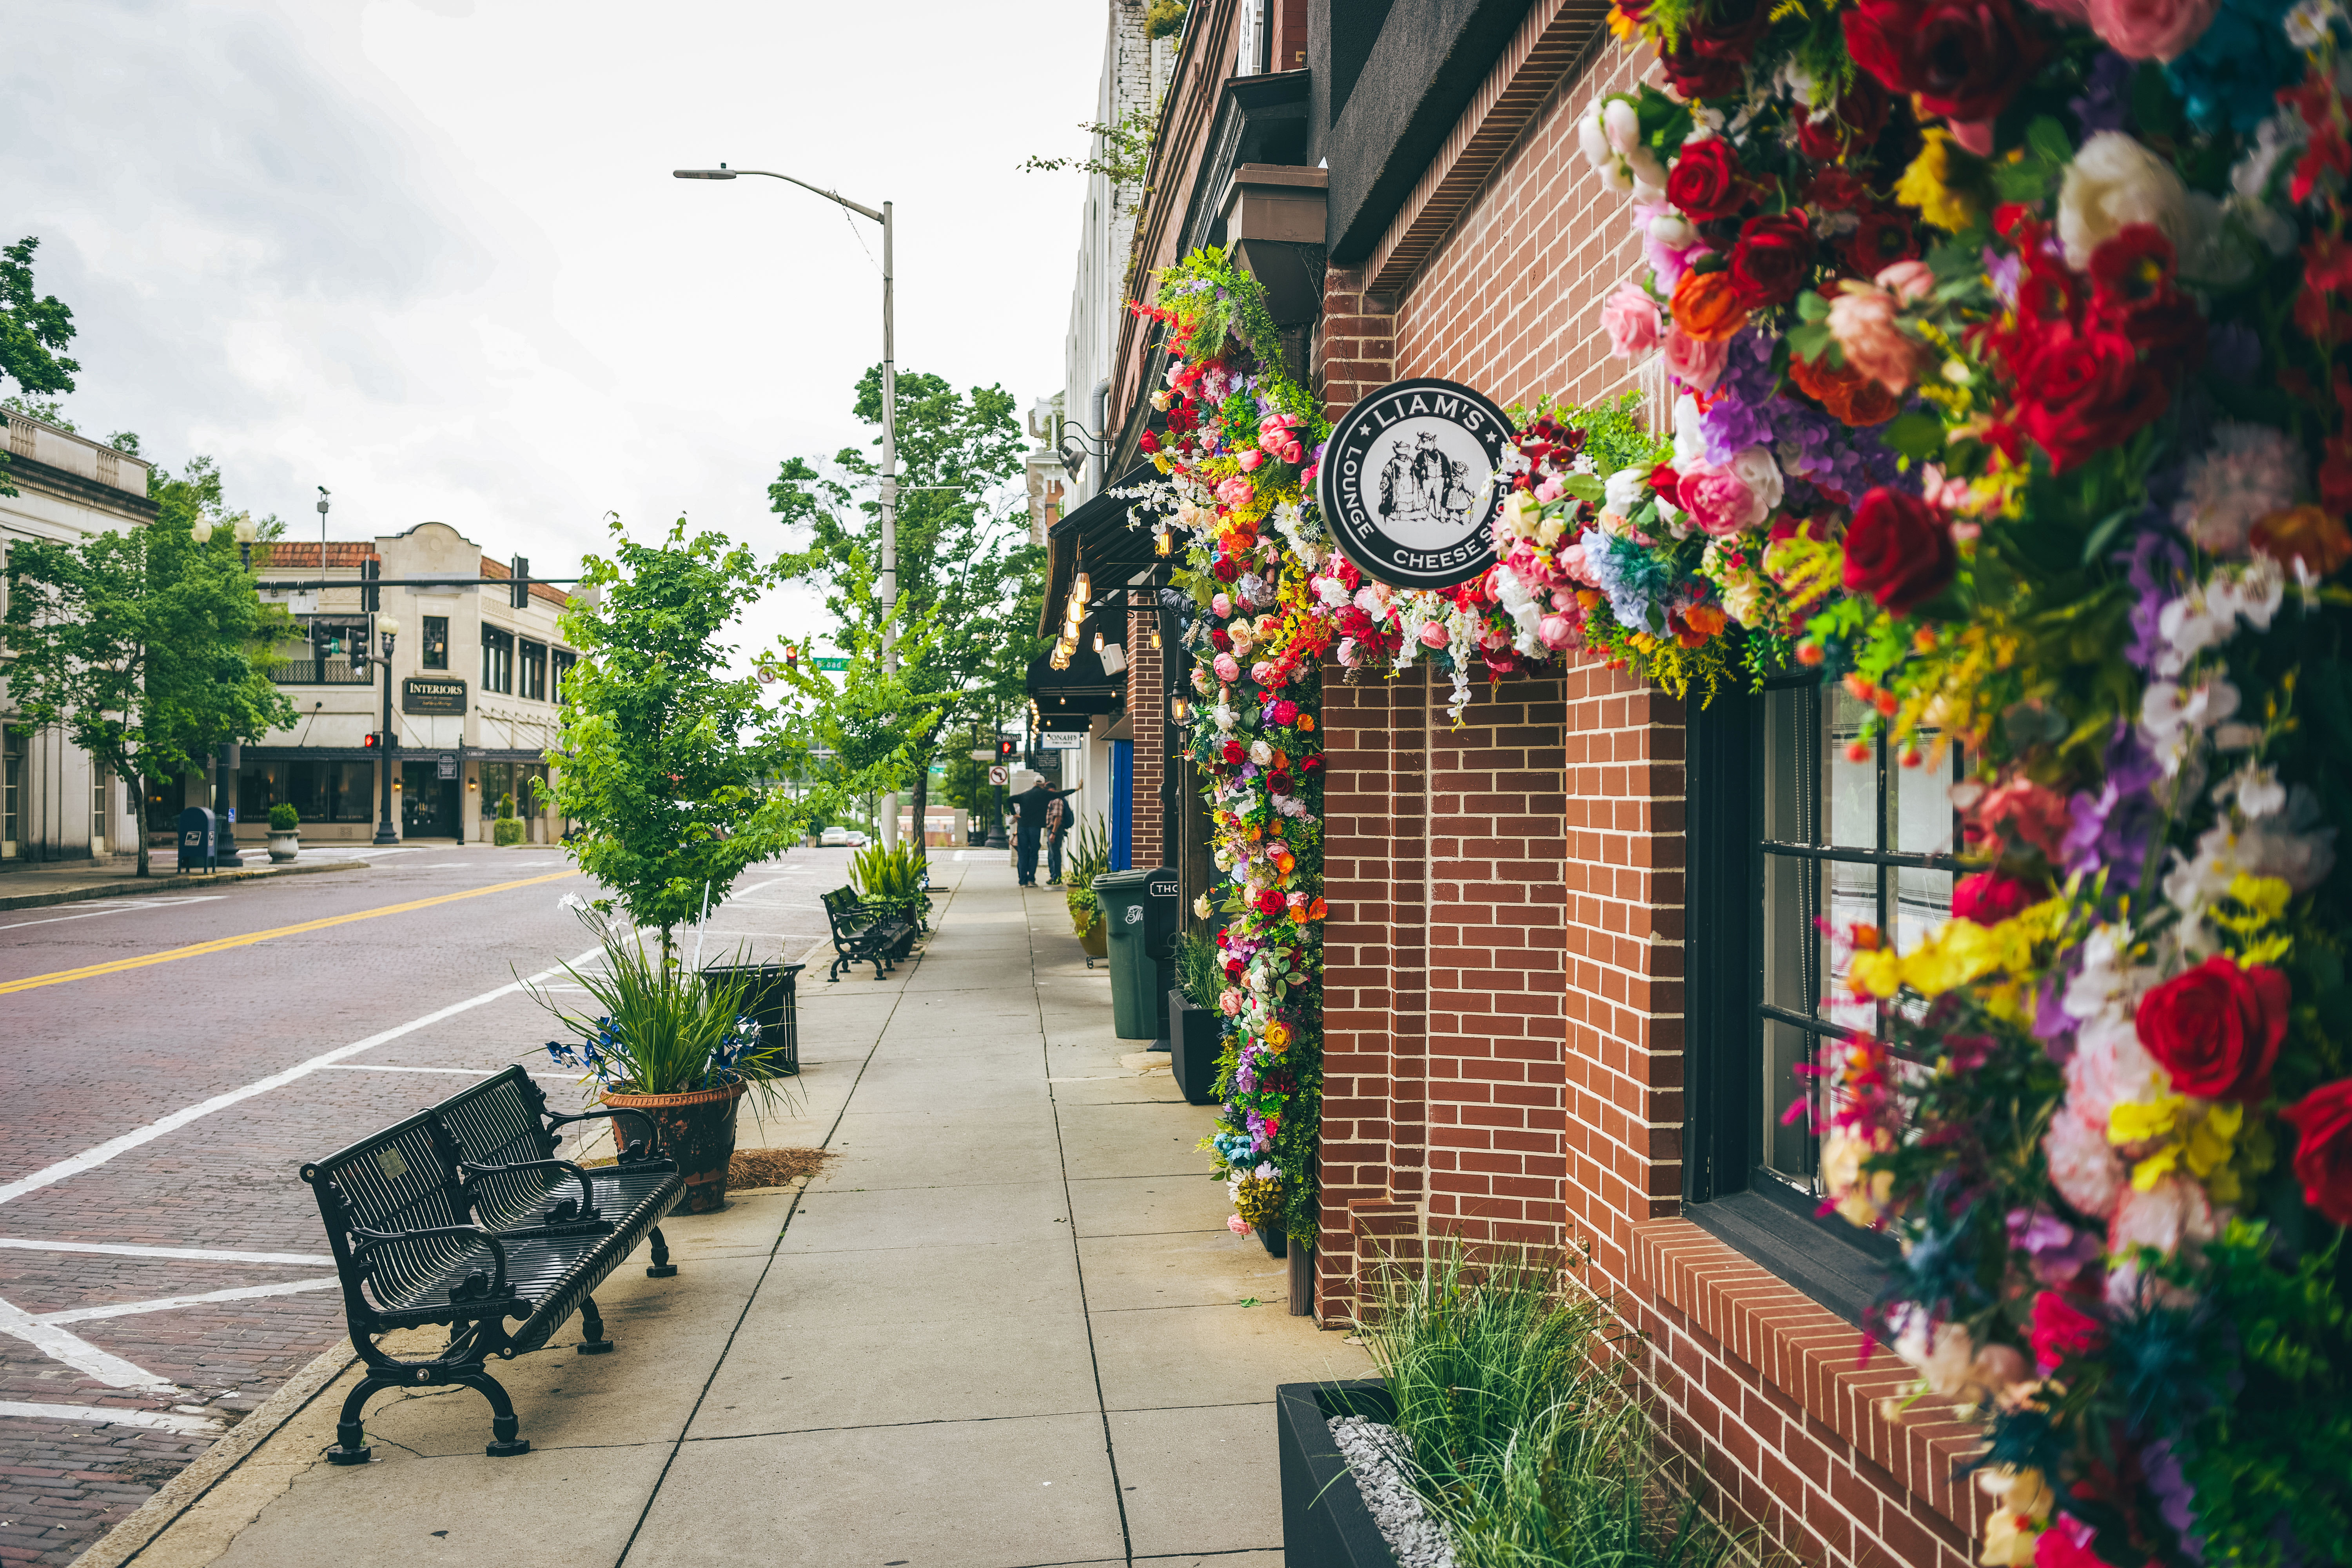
1220 989 1243 1016
1602 281 1662 360
1227 1214 1250 1234
1213 653 1240 682
1662 323 1729 391
1216 477 1254 506
1251 661 1274 683
1827 284 1929 394
1874 259 1936 303
1417 621 1450 649
1537 614 1574 649
2043 1105 2125 1221
2087 0 2218 57
1237 449 1265 471
1675 459 1766 536
1211 592 1232 617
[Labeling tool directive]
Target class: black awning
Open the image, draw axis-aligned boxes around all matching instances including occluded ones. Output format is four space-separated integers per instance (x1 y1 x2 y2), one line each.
1025 609 1125 718
1039 462 1165 637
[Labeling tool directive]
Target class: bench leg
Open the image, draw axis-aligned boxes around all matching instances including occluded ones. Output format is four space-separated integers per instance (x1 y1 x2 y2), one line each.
576 1294 614 1355
326 1371 400 1465
455 1368 531 1457
646 1225 678 1279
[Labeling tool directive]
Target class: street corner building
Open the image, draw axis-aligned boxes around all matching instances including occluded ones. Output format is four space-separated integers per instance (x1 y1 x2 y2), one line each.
1022 4 2287 1567
228 523 588 847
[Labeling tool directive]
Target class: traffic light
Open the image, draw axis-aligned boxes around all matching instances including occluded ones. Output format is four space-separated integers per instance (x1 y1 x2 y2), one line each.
359 559 381 612
995 739 1018 762
362 732 381 750
510 555 530 610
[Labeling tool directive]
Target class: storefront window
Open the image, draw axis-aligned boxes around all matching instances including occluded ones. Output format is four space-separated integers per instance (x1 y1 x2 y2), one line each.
2 731 21 859
421 615 450 670
519 639 546 701
243 760 377 823
482 626 514 693
1755 680 1961 1200
552 650 575 701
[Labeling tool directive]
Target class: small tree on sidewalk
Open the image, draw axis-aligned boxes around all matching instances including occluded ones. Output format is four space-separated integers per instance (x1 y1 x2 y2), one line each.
550 516 825 963
3 456 296 876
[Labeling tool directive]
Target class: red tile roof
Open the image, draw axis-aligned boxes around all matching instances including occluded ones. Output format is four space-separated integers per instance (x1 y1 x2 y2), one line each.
252 541 380 569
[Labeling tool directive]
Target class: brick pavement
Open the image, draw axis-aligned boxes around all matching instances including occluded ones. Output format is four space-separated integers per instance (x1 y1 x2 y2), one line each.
0 846 850 1567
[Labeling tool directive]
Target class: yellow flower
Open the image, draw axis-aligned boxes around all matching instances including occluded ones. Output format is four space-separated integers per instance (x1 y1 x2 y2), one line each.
1896 129 1987 232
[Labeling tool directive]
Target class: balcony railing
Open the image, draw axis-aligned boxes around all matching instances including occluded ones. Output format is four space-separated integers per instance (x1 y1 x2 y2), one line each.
267 658 374 686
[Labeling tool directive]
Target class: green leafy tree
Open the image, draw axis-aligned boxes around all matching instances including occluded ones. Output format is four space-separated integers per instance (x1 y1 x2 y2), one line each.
3 456 298 876
771 367 1044 857
550 515 827 962
0 237 80 497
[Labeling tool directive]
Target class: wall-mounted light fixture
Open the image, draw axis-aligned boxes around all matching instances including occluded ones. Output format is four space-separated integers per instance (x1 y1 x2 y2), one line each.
1169 694 1191 726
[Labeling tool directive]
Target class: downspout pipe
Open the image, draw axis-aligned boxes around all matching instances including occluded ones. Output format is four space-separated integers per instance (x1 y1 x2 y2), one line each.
1090 378 1111 498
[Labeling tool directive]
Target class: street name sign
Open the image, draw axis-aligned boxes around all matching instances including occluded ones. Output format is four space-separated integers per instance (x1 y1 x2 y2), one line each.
813 657 851 672
1316 376 1511 591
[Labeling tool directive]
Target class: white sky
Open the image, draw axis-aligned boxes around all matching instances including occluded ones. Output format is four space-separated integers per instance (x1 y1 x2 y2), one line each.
3 0 1101 660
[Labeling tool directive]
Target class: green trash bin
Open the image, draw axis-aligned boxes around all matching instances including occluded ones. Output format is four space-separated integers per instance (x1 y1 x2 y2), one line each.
1094 867 1181 1041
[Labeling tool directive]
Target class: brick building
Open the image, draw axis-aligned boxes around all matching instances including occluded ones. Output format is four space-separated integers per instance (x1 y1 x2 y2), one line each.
1069 4 1984 1566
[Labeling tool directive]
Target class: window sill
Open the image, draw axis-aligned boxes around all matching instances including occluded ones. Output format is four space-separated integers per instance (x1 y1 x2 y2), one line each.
1679 1188 1892 1327
1626 1215 1989 1546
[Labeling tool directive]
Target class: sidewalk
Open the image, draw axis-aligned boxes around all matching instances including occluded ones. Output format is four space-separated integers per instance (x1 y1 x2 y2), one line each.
80 857 1366 1568
0 854 368 912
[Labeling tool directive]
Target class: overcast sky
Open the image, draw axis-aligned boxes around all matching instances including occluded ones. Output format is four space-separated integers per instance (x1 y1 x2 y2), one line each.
3 0 1102 657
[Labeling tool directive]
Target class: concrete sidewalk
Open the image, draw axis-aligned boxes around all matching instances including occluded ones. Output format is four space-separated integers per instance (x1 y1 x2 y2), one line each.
0 855 369 911
80 857 1365 1568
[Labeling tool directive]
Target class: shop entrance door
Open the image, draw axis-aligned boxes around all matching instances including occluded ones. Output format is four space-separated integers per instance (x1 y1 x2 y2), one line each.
400 762 461 839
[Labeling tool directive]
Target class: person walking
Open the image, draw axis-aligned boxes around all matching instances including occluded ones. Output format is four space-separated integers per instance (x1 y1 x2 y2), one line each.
1010 773 1080 887
1045 792 1073 886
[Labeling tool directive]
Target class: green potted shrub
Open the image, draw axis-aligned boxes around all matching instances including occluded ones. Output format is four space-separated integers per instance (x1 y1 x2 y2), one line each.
1167 930 1224 1104
266 802 300 863
532 906 795 1214
1063 820 1109 957
849 841 929 932
493 789 526 847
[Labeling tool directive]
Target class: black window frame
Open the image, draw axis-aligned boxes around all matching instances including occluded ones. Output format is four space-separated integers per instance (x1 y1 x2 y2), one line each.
421 615 450 671
551 649 575 702
518 639 547 702
481 625 514 695
1684 678 1971 1322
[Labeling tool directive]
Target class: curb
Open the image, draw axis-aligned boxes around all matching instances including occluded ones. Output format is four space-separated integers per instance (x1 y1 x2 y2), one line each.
67 1341 358 1568
0 860 370 913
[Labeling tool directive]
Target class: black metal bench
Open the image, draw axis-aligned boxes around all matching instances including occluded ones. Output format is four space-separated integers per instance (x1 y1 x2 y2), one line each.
300 1065 685 1463
821 886 915 982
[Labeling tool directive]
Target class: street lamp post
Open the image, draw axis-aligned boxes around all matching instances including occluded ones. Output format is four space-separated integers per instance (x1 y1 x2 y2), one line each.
674 163 901 850
372 615 402 847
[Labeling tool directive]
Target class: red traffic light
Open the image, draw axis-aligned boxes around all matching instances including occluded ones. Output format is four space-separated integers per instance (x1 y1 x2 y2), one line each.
995 739 1018 761
362 732 381 750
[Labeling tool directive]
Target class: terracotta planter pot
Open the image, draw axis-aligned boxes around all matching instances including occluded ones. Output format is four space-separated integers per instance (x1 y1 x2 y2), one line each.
602 1080 748 1214
1078 918 1108 959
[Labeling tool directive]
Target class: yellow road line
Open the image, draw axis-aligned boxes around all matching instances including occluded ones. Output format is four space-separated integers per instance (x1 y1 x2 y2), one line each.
0 870 580 995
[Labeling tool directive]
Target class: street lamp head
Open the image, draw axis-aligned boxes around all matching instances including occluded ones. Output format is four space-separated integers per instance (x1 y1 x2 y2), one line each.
377 613 402 641
232 514 258 544
673 167 736 180
189 519 214 544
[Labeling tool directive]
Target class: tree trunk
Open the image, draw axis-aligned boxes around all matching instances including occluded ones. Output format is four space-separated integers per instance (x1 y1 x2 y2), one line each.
909 755 931 866
134 765 151 878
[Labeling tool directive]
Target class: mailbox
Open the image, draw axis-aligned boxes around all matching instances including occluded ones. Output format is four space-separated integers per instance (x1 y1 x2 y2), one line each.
178 807 216 874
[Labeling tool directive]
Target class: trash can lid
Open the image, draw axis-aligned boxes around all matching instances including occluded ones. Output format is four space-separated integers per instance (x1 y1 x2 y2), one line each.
1091 867 1173 891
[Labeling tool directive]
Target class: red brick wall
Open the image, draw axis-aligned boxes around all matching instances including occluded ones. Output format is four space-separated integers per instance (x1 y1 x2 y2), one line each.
1306 18 1984 1568
1126 593 1165 871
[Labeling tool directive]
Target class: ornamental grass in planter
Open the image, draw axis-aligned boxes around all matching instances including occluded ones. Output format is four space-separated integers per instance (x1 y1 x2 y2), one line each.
1354 1243 1731 1568
530 911 797 1214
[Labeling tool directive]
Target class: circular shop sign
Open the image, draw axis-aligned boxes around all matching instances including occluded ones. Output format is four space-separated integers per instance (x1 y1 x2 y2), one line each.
1317 377 1512 591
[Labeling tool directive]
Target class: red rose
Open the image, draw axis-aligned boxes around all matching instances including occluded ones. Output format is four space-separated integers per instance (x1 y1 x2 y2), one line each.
1272 699 1299 724
2010 325 2169 473
1952 870 2036 925
1221 740 1245 765
2280 1079 2352 1227
1729 212 1815 308
1797 74 1892 162
2135 956 2289 1104
2027 1290 2105 1377
1254 889 1285 917
1841 207 1919 275
1665 139 1747 223
1840 488 1956 615
1685 0 1773 57
1659 43 1745 100
2088 226 2205 368
1842 0 2043 123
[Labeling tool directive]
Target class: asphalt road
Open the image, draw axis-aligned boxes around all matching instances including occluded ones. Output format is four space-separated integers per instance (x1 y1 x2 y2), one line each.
0 843 855 1568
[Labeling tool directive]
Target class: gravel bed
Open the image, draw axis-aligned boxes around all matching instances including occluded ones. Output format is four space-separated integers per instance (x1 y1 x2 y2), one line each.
1329 1414 1456 1568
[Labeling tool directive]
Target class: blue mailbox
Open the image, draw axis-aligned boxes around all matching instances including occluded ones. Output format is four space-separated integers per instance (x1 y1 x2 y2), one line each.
178 807 216 873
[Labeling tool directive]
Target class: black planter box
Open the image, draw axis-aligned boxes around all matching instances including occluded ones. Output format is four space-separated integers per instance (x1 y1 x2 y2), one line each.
1167 991 1223 1105
1277 1379 1400 1568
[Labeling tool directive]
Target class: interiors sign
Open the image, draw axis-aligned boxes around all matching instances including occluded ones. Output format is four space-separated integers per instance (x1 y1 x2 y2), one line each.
401 676 467 716
1316 377 1510 591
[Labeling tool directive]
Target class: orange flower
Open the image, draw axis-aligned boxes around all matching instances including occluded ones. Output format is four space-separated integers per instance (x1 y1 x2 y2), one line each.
1274 849 1296 876
2252 504 2352 578
1683 603 1728 639
1298 715 1316 732
1671 268 1751 343
1307 897 1328 921
1245 824 1263 841
1787 350 1898 427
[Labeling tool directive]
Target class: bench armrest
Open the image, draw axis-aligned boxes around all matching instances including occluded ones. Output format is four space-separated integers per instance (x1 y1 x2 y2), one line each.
348 1223 510 1301
547 1106 663 1161
461 1157 596 1220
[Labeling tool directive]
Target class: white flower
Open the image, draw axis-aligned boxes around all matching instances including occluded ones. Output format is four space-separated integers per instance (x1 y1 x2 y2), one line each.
2058 132 2230 279
2174 423 2303 556
1315 574 1351 608
1212 702 1237 733
1604 467 1649 517
2139 676 2241 773
1648 210 1697 248
1727 445 1786 512
1248 740 1273 766
1672 393 1707 467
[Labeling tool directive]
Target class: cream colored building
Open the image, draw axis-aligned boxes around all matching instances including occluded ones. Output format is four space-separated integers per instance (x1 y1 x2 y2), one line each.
0 409 156 868
236 521 589 845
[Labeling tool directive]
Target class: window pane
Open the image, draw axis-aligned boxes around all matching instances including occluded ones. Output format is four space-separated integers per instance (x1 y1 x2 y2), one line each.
1763 1018 1816 1180
1895 737 1957 856
422 616 450 671
1823 687 1877 851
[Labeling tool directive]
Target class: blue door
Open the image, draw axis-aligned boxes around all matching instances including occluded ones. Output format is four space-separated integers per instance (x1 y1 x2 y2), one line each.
1109 739 1133 871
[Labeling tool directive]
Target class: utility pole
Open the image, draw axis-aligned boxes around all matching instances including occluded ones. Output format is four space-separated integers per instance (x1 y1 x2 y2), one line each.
674 164 900 850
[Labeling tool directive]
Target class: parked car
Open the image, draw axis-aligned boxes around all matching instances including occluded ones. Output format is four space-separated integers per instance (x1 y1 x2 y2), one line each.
844 830 869 847
819 826 851 848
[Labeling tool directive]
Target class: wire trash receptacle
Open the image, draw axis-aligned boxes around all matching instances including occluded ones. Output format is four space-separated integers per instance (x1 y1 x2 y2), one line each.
698 962 804 1076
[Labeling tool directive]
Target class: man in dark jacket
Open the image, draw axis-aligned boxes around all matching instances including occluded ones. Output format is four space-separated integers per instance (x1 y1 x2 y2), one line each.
1011 777 1080 887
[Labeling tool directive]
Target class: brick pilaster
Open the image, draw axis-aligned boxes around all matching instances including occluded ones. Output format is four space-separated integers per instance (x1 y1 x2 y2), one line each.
1126 593 1166 870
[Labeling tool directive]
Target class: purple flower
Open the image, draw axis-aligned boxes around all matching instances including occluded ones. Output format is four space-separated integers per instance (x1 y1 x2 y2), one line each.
2063 723 2165 886
2007 1207 2104 1285
2033 963 2079 1060
2070 50 2134 135
1984 247 2022 308
2208 322 2262 385
2141 1438 2205 1562
2123 527 2189 674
